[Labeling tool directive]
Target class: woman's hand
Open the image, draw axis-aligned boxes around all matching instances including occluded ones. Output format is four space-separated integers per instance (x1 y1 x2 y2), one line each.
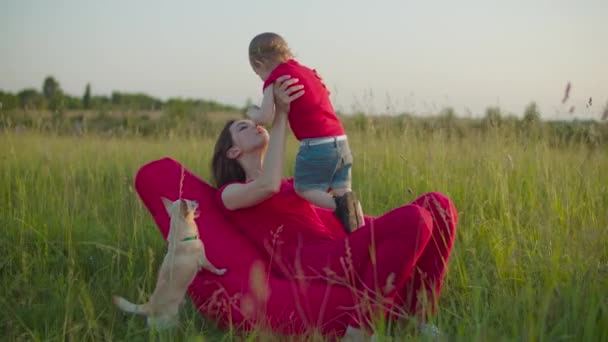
273 75 304 114
220 77 301 211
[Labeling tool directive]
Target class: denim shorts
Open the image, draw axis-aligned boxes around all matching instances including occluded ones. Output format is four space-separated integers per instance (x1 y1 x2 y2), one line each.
294 135 353 192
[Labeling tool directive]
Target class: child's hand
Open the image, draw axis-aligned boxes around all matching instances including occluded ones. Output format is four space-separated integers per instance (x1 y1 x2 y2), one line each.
246 105 261 120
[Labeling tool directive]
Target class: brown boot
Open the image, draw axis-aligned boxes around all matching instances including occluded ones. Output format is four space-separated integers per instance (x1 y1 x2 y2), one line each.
333 191 362 234
354 199 364 229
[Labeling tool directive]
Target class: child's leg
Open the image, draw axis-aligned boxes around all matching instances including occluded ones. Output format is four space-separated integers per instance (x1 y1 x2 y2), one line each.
298 189 363 227
294 138 363 232
332 189 364 232
296 189 337 209
332 139 364 232
294 141 340 207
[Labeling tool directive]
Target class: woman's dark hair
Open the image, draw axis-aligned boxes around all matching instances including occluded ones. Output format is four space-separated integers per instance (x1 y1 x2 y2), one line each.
212 120 246 188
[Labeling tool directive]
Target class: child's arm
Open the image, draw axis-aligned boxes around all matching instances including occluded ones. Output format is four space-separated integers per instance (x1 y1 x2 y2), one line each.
247 85 275 125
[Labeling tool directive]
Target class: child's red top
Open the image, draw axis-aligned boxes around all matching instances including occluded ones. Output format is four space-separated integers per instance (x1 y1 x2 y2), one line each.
263 59 345 140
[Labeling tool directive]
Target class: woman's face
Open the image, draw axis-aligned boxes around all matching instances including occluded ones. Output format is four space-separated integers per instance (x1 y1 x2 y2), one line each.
229 119 269 156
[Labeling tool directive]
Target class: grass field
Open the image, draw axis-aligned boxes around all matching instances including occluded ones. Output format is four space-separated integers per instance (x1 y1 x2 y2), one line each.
1 125 607 341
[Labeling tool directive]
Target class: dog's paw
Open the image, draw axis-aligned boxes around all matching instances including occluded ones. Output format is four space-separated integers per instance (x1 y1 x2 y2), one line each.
215 268 227 276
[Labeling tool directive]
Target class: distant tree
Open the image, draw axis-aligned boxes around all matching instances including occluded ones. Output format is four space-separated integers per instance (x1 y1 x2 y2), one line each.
91 95 111 110
43 76 60 99
17 88 46 110
0 91 19 111
111 91 162 110
42 76 63 111
483 106 502 127
83 83 91 109
523 102 540 124
63 95 83 110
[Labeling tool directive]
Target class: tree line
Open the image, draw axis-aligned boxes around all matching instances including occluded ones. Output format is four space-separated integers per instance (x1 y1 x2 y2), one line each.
0 76 238 113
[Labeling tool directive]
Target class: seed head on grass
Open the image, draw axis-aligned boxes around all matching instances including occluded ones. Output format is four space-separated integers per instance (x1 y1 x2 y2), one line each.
562 82 571 104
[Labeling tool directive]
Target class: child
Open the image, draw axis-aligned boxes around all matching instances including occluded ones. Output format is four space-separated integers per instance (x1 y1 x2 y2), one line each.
246 32 363 233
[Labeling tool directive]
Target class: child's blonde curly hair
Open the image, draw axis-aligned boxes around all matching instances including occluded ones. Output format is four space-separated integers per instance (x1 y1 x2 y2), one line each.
248 32 294 66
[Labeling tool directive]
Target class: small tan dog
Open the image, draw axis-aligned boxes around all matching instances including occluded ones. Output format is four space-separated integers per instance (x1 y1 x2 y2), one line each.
113 197 227 328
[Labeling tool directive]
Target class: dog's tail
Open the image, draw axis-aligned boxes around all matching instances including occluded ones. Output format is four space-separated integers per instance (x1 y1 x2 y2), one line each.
112 295 149 315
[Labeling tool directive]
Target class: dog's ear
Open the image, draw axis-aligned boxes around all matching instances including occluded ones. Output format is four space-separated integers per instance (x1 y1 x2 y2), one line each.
192 200 200 218
180 199 188 217
161 197 173 213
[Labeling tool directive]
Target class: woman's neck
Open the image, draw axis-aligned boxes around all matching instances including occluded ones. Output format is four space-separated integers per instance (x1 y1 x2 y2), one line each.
239 150 265 181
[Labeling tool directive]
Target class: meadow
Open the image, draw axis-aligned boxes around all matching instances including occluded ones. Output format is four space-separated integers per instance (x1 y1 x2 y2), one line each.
1 112 607 341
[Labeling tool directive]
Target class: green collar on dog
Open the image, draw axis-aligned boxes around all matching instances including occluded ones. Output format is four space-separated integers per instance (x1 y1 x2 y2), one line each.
181 235 198 242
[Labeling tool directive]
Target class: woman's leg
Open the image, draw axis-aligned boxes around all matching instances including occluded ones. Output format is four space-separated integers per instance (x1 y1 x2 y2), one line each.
134 157 220 238
282 204 434 329
395 192 458 317
283 192 458 327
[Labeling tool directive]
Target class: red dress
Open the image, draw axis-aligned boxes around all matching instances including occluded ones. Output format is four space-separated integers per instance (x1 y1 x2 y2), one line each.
135 158 458 337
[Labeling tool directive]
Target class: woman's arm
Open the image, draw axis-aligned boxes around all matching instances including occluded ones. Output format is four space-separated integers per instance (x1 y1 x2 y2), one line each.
221 76 303 210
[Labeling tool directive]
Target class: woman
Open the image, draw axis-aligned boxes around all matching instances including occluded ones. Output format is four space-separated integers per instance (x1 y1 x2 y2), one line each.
211 75 459 336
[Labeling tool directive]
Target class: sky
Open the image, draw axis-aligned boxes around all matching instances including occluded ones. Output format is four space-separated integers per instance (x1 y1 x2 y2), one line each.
1 0 607 119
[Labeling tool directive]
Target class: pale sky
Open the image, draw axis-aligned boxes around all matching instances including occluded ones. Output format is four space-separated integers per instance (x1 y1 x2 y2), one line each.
1 0 607 119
